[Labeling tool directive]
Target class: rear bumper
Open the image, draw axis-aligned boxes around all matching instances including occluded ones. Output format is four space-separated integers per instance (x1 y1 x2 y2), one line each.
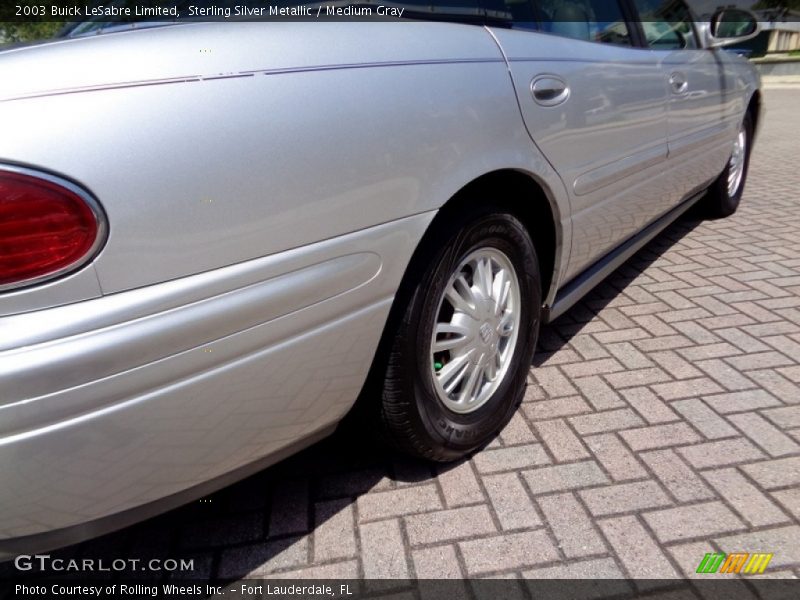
0 212 433 555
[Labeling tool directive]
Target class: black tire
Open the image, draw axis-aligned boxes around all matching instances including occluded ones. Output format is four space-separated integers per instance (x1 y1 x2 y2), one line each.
703 112 753 219
374 208 541 462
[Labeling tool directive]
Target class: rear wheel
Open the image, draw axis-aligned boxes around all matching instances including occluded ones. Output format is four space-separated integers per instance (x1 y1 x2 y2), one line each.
374 208 541 461
703 113 753 218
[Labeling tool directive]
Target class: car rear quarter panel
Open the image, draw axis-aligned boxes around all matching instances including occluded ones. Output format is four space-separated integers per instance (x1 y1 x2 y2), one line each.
0 22 571 545
0 215 430 544
0 22 569 299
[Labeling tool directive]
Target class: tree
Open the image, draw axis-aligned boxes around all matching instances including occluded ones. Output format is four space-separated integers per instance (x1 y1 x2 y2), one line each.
0 22 66 44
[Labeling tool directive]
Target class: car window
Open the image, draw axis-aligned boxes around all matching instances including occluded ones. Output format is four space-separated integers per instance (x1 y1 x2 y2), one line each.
632 0 698 50
480 0 540 31
412 0 481 17
536 0 632 46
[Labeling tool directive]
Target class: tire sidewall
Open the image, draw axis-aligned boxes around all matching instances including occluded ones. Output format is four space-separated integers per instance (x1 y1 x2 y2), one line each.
404 212 540 456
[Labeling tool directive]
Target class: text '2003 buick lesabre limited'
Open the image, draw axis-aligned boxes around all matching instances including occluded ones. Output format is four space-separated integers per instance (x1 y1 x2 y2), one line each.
0 0 762 556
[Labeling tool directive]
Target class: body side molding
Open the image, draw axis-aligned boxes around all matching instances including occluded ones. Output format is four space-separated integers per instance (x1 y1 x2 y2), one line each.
545 188 707 323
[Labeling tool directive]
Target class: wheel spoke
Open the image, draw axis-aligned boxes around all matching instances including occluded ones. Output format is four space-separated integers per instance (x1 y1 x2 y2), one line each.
446 276 480 319
433 323 473 353
457 362 482 404
495 275 511 316
475 258 493 298
498 341 511 363
439 351 473 393
491 269 506 311
485 357 497 382
433 337 470 354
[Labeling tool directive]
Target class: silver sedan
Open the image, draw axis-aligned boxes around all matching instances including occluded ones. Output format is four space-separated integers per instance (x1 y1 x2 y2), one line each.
0 1 761 556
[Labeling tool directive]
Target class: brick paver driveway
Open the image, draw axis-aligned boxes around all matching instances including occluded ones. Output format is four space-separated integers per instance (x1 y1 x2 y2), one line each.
20 88 800 585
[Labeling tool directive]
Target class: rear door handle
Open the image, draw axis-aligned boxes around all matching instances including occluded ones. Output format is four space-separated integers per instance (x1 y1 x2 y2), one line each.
669 72 688 94
531 75 570 107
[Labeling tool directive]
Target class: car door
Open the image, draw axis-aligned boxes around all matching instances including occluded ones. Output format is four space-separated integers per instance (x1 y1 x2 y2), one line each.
630 0 731 204
487 0 671 281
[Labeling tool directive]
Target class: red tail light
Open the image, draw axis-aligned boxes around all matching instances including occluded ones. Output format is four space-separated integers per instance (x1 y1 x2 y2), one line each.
0 168 105 290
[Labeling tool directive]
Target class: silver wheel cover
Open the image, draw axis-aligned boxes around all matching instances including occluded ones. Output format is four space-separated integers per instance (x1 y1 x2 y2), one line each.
728 125 747 198
429 247 522 414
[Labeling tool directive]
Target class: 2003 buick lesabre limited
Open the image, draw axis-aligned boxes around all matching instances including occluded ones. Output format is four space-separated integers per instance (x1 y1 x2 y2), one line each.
0 0 762 556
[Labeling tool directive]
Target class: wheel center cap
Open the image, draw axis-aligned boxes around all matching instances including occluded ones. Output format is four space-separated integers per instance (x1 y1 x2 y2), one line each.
479 322 493 345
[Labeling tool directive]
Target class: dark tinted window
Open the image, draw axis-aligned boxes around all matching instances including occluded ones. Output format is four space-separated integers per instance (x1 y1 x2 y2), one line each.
481 0 539 31
536 1 631 45
632 0 698 49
